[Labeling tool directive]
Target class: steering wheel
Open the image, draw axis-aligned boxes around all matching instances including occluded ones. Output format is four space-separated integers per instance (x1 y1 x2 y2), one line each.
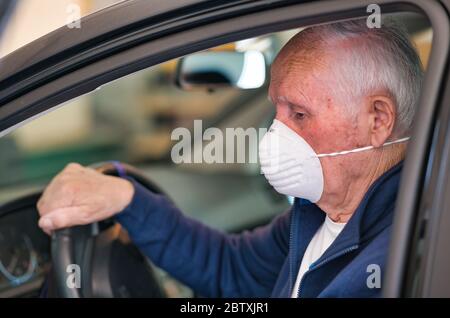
50 162 167 298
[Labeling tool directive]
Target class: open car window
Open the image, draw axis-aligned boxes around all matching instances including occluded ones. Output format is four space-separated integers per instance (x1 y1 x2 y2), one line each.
0 16 433 227
0 30 301 231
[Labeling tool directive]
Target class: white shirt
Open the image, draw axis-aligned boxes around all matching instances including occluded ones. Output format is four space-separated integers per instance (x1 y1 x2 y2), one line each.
291 216 347 298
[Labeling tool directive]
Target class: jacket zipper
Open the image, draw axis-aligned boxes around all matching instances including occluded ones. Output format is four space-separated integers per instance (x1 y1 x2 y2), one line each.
296 244 359 298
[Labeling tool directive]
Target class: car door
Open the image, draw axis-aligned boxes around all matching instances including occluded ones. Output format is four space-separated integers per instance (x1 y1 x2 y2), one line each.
0 0 449 298
384 0 450 297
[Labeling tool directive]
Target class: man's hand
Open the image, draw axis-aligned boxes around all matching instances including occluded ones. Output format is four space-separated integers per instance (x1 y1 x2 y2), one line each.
37 163 134 235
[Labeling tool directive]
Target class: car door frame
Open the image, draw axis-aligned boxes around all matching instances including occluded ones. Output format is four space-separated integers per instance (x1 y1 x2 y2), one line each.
389 0 450 298
401 59 450 297
0 0 449 298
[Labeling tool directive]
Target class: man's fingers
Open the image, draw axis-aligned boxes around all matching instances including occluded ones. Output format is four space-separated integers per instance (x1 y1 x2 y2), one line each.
36 186 64 217
38 206 92 233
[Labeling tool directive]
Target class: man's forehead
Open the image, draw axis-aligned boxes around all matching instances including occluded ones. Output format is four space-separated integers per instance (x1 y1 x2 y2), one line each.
272 48 329 74
270 60 327 92
268 63 334 109
268 79 313 107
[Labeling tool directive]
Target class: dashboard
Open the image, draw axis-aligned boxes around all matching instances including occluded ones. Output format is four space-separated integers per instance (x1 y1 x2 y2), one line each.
0 192 50 297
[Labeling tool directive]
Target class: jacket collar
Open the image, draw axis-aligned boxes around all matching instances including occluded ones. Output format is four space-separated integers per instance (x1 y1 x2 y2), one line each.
290 160 404 274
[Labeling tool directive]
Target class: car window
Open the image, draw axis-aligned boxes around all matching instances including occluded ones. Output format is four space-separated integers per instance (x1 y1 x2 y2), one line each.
0 16 433 228
0 30 300 232
0 30 299 298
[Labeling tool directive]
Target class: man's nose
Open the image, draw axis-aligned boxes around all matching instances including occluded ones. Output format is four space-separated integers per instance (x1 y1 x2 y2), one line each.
274 114 295 131
273 107 303 137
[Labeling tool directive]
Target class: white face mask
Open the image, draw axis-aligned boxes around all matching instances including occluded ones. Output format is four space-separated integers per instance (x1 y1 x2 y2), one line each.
258 119 410 203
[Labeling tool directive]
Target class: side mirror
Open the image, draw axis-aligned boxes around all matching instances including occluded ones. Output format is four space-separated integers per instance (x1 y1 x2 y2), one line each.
175 51 267 90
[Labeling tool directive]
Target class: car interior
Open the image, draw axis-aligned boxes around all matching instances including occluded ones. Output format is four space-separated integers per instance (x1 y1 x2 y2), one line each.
0 10 433 297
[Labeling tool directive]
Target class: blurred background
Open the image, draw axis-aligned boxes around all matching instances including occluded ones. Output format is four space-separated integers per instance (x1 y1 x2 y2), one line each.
0 0 296 231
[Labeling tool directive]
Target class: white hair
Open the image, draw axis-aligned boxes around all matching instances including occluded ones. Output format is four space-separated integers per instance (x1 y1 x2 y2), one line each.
300 18 424 137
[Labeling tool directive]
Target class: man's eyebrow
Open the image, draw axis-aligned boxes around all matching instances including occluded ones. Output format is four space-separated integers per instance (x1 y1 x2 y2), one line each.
270 95 288 104
284 98 312 113
270 95 310 111
286 96 312 113
290 103 310 113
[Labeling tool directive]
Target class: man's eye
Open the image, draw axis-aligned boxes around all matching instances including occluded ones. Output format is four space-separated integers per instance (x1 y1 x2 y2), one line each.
294 112 305 120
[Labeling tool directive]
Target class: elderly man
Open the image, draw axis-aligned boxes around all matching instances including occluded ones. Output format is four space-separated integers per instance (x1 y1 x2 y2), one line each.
37 19 423 297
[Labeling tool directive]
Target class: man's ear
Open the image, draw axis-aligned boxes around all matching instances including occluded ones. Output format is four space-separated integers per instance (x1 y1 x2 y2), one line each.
367 95 396 148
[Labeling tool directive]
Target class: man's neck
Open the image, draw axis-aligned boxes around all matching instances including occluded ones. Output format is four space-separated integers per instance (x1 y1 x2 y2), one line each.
317 147 405 223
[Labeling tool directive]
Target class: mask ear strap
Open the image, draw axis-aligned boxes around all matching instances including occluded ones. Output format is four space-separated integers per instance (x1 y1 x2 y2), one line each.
316 136 410 158
383 136 411 146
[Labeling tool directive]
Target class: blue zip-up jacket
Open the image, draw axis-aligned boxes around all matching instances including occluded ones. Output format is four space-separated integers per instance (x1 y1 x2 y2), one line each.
116 161 403 297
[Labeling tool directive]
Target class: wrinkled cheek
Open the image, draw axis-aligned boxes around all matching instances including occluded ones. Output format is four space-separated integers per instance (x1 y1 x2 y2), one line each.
307 125 347 154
